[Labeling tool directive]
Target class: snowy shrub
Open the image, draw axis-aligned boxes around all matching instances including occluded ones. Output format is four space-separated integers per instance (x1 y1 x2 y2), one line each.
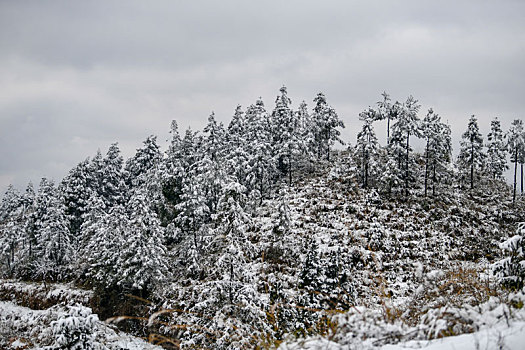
48 304 103 350
493 223 525 290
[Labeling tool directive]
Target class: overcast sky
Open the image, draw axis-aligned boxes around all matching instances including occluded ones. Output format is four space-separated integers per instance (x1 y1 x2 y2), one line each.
1 0 524 193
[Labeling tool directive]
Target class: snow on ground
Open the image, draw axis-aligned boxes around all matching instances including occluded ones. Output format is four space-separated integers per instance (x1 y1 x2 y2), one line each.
0 301 162 349
279 321 525 350
0 279 93 308
381 321 525 350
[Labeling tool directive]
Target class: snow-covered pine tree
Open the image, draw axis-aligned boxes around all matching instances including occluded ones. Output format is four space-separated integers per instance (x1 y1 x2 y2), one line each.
210 181 254 304
201 112 228 215
226 105 250 186
311 92 345 161
296 100 316 170
493 223 525 290
175 174 209 251
0 185 23 275
433 122 453 196
60 159 93 237
507 119 524 202
99 143 127 208
185 181 263 349
357 108 380 189
375 91 398 144
158 120 187 228
271 86 294 180
271 87 311 185
78 195 112 285
457 115 485 190
49 304 101 350
12 183 36 278
32 178 73 280
485 117 508 180
117 189 169 292
245 98 275 205
422 109 452 197
389 96 422 197
274 193 291 236
125 135 162 189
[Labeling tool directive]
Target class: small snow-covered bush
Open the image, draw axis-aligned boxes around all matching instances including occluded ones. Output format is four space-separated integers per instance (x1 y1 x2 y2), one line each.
493 223 525 290
48 304 102 350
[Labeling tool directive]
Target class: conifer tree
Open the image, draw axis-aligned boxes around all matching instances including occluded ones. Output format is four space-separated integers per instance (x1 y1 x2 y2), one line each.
375 91 398 144
125 135 161 188
0 185 23 275
211 181 254 304
458 115 485 190
100 143 127 208
81 198 121 287
389 96 422 196
160 120 186 223
275 194 291 236
245 98 275 204
312 92 345 161
486 117 508 180
296 100 316 167
271 86 294 179
507 119 524 202
32 178 73 280
201 112 227 214
117 189 169 291
13 183 36 277
60 159 93 237
226 105 250 185
422 109 452 196
357 108 380 188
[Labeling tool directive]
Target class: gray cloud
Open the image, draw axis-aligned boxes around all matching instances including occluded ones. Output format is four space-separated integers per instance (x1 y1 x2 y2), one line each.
1 0 524 192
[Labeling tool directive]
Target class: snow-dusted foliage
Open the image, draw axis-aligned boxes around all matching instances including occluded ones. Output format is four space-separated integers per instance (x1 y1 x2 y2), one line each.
1 88 524 349
458 115 485 190
357 108 380 188
311 92 345 161
493 223 525 290
0 300 161 350
422 108 452 197
48 304 100 350
507 119 525 202
486 117 508 180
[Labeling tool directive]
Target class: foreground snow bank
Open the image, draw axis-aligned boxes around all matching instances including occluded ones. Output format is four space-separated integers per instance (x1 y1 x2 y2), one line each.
381 321 525 350
279 321 525 350
279 294 525 350
0 301 161 350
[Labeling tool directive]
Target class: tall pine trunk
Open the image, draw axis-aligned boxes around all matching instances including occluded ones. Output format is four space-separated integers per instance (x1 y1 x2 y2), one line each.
432 159 437 197
513 147 518 203
405 132 410 197
363 148 369 188
424 138 429 197
386 116 390 145
520 163 523 194
470 137 474 190
288 154 292 186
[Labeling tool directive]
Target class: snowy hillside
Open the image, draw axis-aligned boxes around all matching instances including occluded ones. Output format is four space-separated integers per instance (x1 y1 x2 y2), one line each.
1 88 525 348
